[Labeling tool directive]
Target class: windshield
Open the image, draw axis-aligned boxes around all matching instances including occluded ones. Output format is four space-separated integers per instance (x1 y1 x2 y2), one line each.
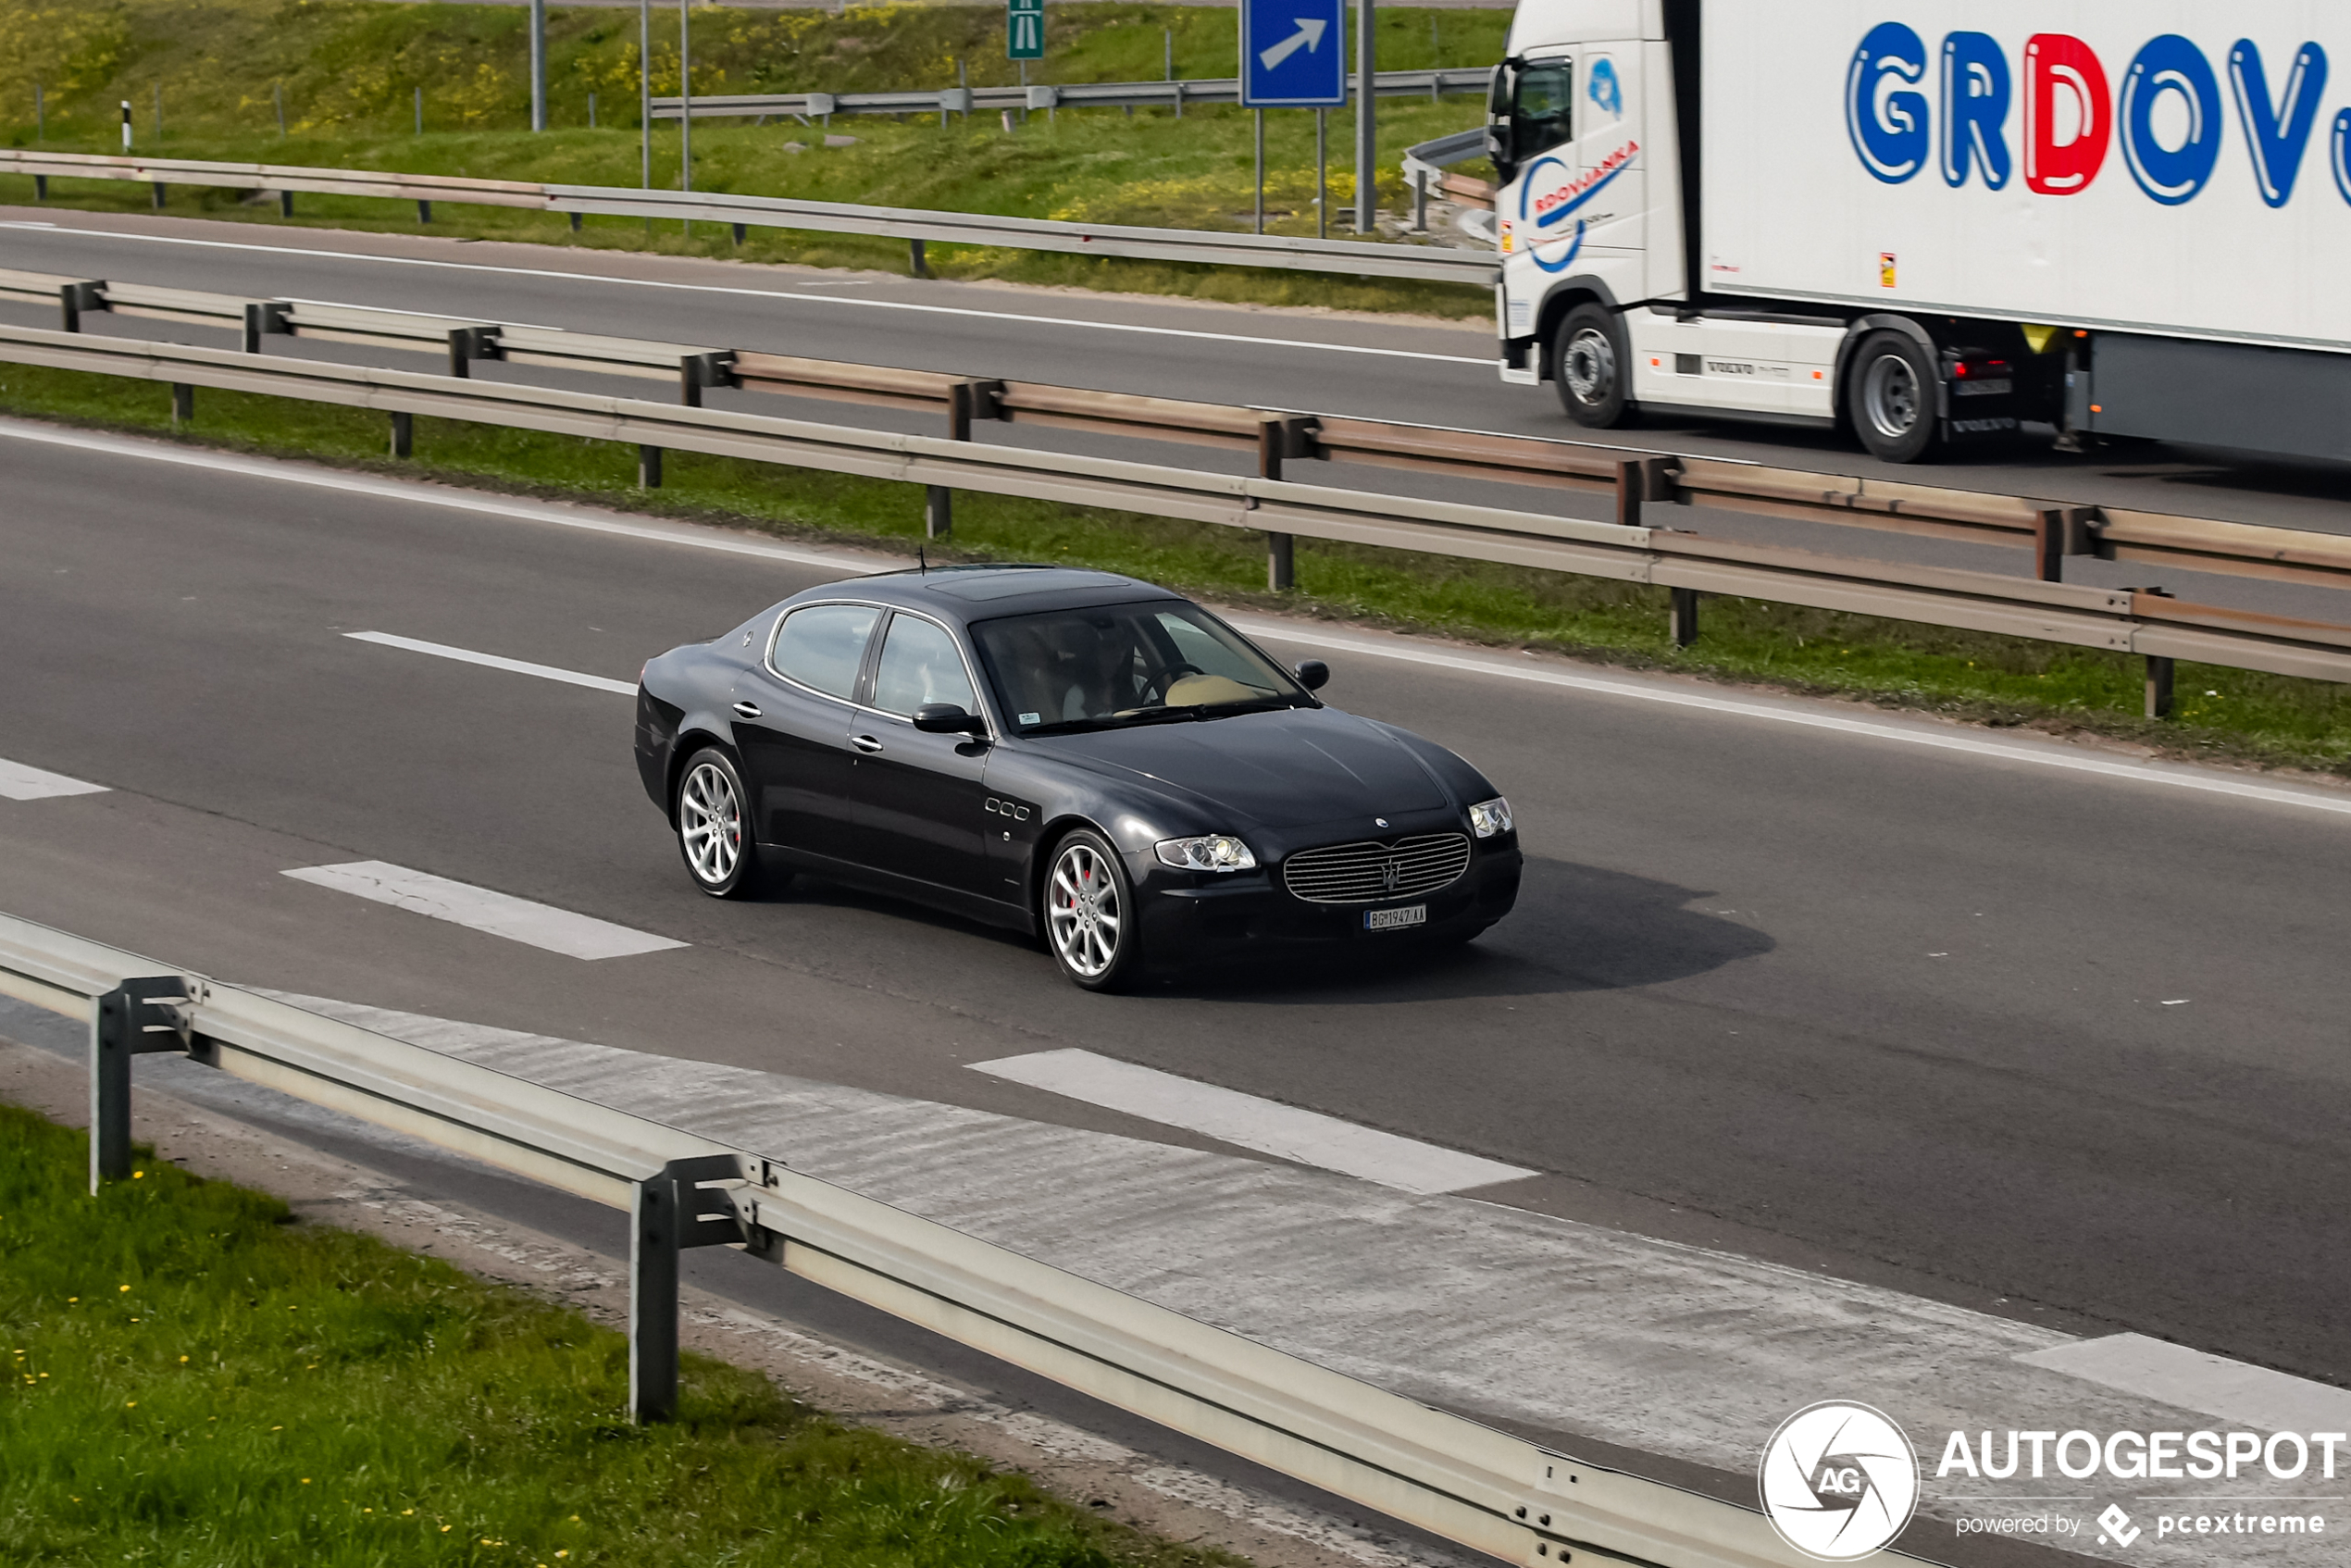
970 600 1308 734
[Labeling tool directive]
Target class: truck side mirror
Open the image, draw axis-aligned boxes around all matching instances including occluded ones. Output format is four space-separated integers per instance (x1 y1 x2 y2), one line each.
1486 60 1521 182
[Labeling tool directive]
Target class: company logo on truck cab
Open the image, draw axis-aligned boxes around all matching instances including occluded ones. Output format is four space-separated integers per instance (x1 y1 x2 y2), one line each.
1516 141 1640 273
1847 22 2351 207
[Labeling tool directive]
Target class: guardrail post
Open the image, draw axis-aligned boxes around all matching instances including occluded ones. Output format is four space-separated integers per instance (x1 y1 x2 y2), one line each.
90 978 191 1195
1669 587 1702 648
629 1154 743 1424
59 280 105 334
1614 456 1674 529
447 326 483 379
242 300 290 354
1412 169 1428 232
569 212 583 233
908 238 929 279
2135 587 2176 719
680 351 735 410
32 175 46 201
170 383 193 428
925 486 952 539
2033 506 2099 582
628 1172 680 1422
389 411 414 459
278 190 293 218
638 446 664 489
151 181 167 210
730 222 746 247
416 199 431 224
1257 416 1315 591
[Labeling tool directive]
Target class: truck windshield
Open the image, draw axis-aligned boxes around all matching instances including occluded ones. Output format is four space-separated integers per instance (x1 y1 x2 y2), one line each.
1511 57 1574 164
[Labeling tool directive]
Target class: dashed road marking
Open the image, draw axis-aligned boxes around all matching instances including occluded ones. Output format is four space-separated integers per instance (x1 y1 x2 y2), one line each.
2018 1333 2351 1435
0 757 107 801
281 860 685 960
969 1047 1535 1195
346 630 636 695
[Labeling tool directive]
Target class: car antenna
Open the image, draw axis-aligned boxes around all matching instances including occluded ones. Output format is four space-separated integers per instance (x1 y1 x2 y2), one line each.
917 543 927 575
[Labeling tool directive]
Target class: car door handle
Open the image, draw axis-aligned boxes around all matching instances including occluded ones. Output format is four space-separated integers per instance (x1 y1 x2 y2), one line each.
851 734 885 754
732 702 762 719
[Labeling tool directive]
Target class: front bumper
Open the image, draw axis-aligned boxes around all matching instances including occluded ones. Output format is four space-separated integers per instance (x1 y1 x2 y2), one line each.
1133 839 1523 969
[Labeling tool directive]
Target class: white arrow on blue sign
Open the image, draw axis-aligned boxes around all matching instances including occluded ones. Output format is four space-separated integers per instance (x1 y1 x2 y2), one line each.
1240 0 1346 107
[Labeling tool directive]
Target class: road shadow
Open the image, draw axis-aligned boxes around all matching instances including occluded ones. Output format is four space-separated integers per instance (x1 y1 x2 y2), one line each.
1146 852 1775 1004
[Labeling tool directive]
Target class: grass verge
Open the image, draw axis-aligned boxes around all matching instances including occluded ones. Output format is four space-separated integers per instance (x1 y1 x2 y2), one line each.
0 1 1499 316
0 1097 1241 1567
6 360 2348 776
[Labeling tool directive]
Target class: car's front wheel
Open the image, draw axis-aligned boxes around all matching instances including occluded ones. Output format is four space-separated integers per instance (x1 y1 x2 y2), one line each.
1042 828 1140 990
675 747 777 899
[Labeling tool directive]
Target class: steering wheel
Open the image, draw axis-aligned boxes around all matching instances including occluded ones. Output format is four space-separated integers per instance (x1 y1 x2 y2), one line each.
1138 663 1204 707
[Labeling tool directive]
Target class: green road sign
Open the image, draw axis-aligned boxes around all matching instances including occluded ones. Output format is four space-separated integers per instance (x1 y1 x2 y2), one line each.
1007 0 1044 60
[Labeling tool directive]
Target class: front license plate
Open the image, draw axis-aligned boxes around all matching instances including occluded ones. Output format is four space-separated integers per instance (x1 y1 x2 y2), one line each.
1365 904 1427 932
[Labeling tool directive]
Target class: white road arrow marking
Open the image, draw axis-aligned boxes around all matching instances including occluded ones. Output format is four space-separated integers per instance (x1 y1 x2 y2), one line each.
1257 17 1328 72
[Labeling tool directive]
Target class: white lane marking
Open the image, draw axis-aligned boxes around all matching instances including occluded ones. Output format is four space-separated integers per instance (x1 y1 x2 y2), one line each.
347 630 635 695
0 757 108 800
968 1048 1536 1195
0 418 883 574
0 225 1494 365
15 415 2349 824
2018 1333 2351 1435
1230 616 2351 820
281 860 685 959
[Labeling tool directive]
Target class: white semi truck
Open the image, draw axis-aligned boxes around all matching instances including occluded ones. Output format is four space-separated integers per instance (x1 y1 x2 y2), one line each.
1485 1 2351 465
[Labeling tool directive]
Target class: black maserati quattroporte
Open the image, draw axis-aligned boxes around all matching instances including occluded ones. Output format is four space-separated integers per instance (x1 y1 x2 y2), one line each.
635 566 1520 989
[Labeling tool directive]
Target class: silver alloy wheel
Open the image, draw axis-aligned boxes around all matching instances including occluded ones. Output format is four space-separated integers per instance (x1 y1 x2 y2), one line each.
1861 352 1922 441
1047 841 1122 978
678 761 741 886
1564 326 1618 407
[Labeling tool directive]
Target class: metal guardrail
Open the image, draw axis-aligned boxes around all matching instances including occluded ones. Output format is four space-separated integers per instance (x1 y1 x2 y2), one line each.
0 150 1499 285
651 68 1492 121
9 268 2347 613
1402 128 1499 218
4 309 2350 694
0 907 1897 1568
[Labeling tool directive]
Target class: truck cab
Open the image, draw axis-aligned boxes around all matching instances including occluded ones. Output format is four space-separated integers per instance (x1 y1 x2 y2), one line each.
1486 0 2037 463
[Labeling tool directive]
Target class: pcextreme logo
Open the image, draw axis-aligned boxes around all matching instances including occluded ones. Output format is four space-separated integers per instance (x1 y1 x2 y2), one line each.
1515 140 1639 273
1846 22 2351 207
1758 1402 1922 1562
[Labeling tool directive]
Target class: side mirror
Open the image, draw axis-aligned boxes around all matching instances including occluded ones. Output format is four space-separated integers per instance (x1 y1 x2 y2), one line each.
1486 59 1520 183
913 703 987 735
1293 660 1330 691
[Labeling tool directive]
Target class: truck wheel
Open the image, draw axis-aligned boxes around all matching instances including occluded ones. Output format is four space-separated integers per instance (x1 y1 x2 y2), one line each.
1848 330 1940 463
1554 304 1633 429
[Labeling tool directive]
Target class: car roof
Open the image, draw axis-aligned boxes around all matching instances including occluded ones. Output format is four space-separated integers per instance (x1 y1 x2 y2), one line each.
792 565 1184 624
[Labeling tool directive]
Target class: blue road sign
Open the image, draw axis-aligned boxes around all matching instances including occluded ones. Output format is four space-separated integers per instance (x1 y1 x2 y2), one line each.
1240 0 1346 107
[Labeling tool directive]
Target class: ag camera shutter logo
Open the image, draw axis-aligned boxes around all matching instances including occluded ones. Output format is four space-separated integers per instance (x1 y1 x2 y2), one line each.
1759 1402 1921 1561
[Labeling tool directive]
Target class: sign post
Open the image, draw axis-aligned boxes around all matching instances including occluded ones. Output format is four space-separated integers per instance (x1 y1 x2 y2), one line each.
1007 0 1044 62
1239 0 1346 236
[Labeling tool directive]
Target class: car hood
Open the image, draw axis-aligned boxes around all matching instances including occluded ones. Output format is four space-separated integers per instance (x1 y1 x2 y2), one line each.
1040 706 1450 828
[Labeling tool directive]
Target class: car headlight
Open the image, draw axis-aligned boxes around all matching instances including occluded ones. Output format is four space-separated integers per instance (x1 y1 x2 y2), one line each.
1155 834 1258 872
1467 797 1513 839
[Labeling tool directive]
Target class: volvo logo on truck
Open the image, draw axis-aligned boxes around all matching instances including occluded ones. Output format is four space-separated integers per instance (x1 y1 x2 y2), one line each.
1847 22 2346 207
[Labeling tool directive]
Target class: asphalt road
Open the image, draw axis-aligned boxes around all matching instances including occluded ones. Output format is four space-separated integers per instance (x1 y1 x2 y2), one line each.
4 421 2348 1399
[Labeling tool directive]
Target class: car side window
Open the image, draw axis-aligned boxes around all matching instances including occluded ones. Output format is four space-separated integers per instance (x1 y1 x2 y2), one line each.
872 613 980 717
771 604 880 700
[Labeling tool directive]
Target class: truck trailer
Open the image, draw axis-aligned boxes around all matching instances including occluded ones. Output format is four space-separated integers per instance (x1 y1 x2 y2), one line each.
1486 1 2351 465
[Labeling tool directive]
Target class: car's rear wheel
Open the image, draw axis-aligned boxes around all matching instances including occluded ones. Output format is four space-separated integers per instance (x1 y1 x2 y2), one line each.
1043 828 1140 991
676 747 777 899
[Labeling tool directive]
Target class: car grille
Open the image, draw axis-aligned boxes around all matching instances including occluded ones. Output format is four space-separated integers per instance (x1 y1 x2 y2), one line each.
1282 833 1472 905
